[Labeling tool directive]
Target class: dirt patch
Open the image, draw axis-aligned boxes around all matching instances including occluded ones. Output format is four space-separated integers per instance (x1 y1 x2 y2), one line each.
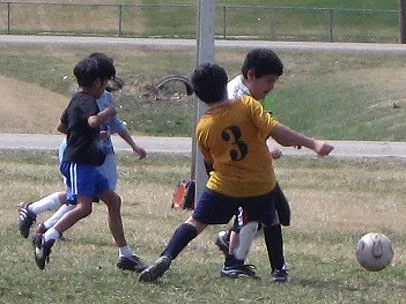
0 75 68 133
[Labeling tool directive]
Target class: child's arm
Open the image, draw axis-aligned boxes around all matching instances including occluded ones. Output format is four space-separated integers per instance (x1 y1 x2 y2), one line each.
270 124 333 156
88 105 117 128
117 128 147 159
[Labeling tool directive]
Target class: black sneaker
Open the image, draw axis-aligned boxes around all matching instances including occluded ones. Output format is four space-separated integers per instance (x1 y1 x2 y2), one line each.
34 235 54 270
215 230 230 256
139 256 171 282
221 264 259 279
18 202 36 238
117 254 148 273
271 268 289 283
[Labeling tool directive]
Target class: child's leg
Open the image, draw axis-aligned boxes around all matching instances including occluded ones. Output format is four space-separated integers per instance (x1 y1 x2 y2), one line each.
161 217 205 260
99 189 147 272
264 223 288 282
264 222 285 271
25 191 66 215
139 216 205 282
49 196 93 237
34 196 92 270
140 188 231 282
229 230 240 253
41 203 75 231
233 221 258 260
18 191 66 238
99 189 126 247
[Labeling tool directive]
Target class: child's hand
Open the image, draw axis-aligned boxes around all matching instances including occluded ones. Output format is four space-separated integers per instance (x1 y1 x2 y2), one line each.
134 146 147 159
314 140 334 156
269 146 283 159
103 105 117 118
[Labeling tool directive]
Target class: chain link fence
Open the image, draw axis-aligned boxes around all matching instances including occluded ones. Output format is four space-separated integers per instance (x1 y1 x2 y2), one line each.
0 1 400 43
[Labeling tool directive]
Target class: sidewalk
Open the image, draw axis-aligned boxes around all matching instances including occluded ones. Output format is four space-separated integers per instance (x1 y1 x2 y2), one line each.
1 133 405 158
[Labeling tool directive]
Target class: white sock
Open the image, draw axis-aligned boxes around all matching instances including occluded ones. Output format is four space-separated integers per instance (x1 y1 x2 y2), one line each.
44 227 60 242
119 246 133 258
234 221 258 260
43 204 75 229
29 192 64 215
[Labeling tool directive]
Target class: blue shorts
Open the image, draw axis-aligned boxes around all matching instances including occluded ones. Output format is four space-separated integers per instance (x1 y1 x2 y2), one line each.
60 161 110 205
59 139 118 190
192 187 276 226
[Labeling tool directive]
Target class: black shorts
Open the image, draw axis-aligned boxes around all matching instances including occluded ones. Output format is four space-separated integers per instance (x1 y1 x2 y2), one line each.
192 188 277 227
231 183 291 231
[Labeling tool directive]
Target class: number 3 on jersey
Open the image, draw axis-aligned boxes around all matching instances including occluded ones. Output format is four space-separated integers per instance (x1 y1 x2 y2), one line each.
221 126 248 161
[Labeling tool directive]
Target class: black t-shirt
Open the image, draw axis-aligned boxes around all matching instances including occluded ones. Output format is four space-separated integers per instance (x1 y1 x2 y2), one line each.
61 92 105 166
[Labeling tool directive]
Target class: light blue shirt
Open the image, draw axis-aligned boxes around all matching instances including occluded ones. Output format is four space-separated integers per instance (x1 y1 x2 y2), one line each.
98 91 126 155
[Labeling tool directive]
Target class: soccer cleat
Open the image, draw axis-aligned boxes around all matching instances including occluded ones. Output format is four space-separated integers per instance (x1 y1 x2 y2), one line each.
32 224 47 246
221 264 259 279
18 202 36 238
117 254 148 273
139 256 171 282
34 235 54 270
271 268 289 283
215 230 230 256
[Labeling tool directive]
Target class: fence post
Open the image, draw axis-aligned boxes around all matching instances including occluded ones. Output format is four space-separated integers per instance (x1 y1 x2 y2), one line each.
222 6 226 38
270 8 275 40
329 8 334 42
400 0 406 43
7 2 10 34
118 4 123 37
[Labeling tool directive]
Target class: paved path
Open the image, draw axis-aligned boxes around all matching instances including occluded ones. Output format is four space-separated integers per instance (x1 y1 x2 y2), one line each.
1 35 406 54
1 133 405 158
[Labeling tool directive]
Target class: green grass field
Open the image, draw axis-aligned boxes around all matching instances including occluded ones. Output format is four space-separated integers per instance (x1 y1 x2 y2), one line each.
1 152 405 304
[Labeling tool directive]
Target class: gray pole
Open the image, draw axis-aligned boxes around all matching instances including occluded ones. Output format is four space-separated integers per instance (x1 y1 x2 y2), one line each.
193 0 216 205
400 0 406 43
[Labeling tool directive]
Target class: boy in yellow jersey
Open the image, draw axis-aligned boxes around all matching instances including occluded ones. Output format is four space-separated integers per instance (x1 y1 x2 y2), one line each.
139 63 333 282
215 48 291 282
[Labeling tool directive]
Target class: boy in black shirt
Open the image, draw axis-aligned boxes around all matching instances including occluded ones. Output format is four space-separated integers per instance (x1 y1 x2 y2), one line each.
34 55 146 272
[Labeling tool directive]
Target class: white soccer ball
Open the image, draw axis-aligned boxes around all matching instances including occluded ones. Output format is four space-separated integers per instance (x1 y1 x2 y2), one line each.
355 232 394 271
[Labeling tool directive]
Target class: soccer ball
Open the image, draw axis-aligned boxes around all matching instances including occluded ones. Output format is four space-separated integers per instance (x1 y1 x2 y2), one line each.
355 232 394 271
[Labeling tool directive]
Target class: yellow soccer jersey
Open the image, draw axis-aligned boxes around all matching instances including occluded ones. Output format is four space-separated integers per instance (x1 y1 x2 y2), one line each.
196 95 279 197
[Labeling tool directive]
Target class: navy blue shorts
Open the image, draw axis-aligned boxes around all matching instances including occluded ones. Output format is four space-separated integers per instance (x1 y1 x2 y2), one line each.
231 183 291 230
192 187 277 226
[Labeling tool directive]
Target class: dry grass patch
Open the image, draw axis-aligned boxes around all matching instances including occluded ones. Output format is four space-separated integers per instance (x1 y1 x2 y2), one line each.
0 75 68 133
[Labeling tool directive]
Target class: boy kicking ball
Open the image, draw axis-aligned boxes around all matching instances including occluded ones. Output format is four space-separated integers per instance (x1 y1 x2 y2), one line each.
139 62 333 282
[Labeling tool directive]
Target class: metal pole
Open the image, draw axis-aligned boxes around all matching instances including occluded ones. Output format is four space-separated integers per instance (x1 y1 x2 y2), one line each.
222 6 226 39
400 0 406 43
193 0 216 205
7 2 10 34
329 8 334 42
118 5 123 37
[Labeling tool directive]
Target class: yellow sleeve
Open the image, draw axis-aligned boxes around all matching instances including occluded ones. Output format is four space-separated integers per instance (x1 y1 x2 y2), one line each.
196 122 214 164
243 96 279 139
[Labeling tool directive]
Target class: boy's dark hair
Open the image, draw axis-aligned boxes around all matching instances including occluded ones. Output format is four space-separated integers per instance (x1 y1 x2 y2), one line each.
88 52 114 64
241 48 283 79
88 52 124 92
191 63 228 104
73 55 116 88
